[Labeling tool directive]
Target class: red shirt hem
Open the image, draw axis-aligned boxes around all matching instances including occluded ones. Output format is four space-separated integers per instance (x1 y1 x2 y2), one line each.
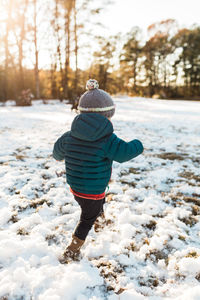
70 187 105 200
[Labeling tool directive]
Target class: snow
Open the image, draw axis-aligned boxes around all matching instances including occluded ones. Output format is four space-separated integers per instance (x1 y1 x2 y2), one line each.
0 97 200 299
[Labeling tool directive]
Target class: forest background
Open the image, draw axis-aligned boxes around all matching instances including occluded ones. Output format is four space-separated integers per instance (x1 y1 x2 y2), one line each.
1 0 200 106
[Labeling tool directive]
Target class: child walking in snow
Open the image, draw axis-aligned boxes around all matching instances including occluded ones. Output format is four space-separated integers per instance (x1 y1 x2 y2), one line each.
53 79 144 263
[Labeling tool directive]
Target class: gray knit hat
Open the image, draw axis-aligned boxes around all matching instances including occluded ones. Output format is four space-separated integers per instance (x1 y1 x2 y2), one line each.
78 79 115 119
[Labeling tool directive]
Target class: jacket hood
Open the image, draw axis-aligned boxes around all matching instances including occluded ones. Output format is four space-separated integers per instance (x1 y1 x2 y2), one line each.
71 113 113 141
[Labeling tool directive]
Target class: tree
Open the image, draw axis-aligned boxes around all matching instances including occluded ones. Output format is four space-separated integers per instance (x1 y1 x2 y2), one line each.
73 0 78 96
50 0 64 100
142 19 176 96
13 0 29 93
33 0 40 99
63 0 73 99
171 27 200 97
120 27 142 93
92 36 117 91
3 0 13 101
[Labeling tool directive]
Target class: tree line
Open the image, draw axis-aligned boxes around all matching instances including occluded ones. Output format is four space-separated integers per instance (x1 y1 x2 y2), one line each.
0 0 200 105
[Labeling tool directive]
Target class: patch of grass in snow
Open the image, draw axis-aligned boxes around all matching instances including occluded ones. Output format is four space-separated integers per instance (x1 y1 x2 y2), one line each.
178 235 186 241
14 154 27 161
0 161 8 165
175 271 186 281
146 244 174 265
156 152 188 161
0 296 9 300
41 173 52 180
138 275 160 288
15 146 31 152
120 167 141 176
143 220 157 231
17 228 29 235
195 273 200 282
120 179 137 187
55 170 66 177
183 196 200 205
179 171 200 182
179 215 198 227
41 163 50 169
94 260 124 293
170 193 200 207
13 198 52 214
45 234 58 246
8 212 19 223
124 241 137 252
191 205 200 215
191 157 200 164
185 251 199 258
29 198 52 209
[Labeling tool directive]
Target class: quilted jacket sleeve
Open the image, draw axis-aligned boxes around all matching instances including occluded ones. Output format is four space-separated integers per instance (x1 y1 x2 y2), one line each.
104 133 144 163
53 132 69 161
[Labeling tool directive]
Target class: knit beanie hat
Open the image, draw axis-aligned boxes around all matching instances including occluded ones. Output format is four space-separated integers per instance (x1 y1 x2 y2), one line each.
78 79 115 119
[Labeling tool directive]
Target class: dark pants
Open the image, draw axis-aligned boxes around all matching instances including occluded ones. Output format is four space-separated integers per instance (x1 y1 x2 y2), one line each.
74 195 105 240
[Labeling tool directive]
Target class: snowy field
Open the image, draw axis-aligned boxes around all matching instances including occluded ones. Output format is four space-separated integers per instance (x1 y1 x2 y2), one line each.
0 97 200 300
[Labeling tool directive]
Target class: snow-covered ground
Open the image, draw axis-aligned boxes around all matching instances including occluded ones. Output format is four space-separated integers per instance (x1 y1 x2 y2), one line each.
0 97 200 300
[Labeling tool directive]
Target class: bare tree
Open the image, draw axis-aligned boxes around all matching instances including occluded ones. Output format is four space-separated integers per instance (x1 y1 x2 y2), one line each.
120 27 142 93
17 0 29 92
33 0 40 99
51 0 64 100
3 0 13 101
63 0 73 99
73 0 78 95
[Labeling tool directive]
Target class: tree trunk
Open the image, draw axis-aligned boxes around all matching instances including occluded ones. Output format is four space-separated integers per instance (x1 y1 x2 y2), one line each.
73 0 78 96
133 56 138 92
4 0 13 101
50 61 57 99
34 0 40 99
19 0 29 93
54 0 64 100
64 2 72 100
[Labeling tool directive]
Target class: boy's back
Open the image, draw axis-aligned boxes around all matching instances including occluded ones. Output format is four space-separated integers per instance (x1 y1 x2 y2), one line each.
53 112 143 194
53 113 113 194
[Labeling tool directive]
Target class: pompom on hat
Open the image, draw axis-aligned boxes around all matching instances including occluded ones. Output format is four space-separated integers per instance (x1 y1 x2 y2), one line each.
77 79 115 119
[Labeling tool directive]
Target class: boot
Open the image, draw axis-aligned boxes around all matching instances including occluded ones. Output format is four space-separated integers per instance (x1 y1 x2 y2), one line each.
59 235 85 264
94 212 106 232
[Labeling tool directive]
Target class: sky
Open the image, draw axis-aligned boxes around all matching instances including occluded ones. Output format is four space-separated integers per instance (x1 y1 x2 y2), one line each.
101 0 200 36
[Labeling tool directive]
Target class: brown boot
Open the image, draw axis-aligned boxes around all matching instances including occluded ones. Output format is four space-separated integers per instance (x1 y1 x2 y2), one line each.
59 235 85 264
94 212 106 232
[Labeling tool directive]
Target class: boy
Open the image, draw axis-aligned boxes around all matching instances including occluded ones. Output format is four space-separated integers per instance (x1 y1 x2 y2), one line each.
53 79 143 263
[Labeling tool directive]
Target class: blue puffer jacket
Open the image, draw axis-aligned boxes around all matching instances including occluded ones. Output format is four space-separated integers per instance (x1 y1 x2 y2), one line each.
53 113 143 194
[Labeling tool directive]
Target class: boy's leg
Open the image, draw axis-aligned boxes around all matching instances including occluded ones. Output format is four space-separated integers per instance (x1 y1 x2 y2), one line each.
94 198 106 232
100 197 105 213
74 195 105 240
59 196 105 263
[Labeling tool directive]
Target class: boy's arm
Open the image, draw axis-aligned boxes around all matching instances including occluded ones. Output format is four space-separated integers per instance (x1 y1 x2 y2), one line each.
105 133 143 163
53 132 69 161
